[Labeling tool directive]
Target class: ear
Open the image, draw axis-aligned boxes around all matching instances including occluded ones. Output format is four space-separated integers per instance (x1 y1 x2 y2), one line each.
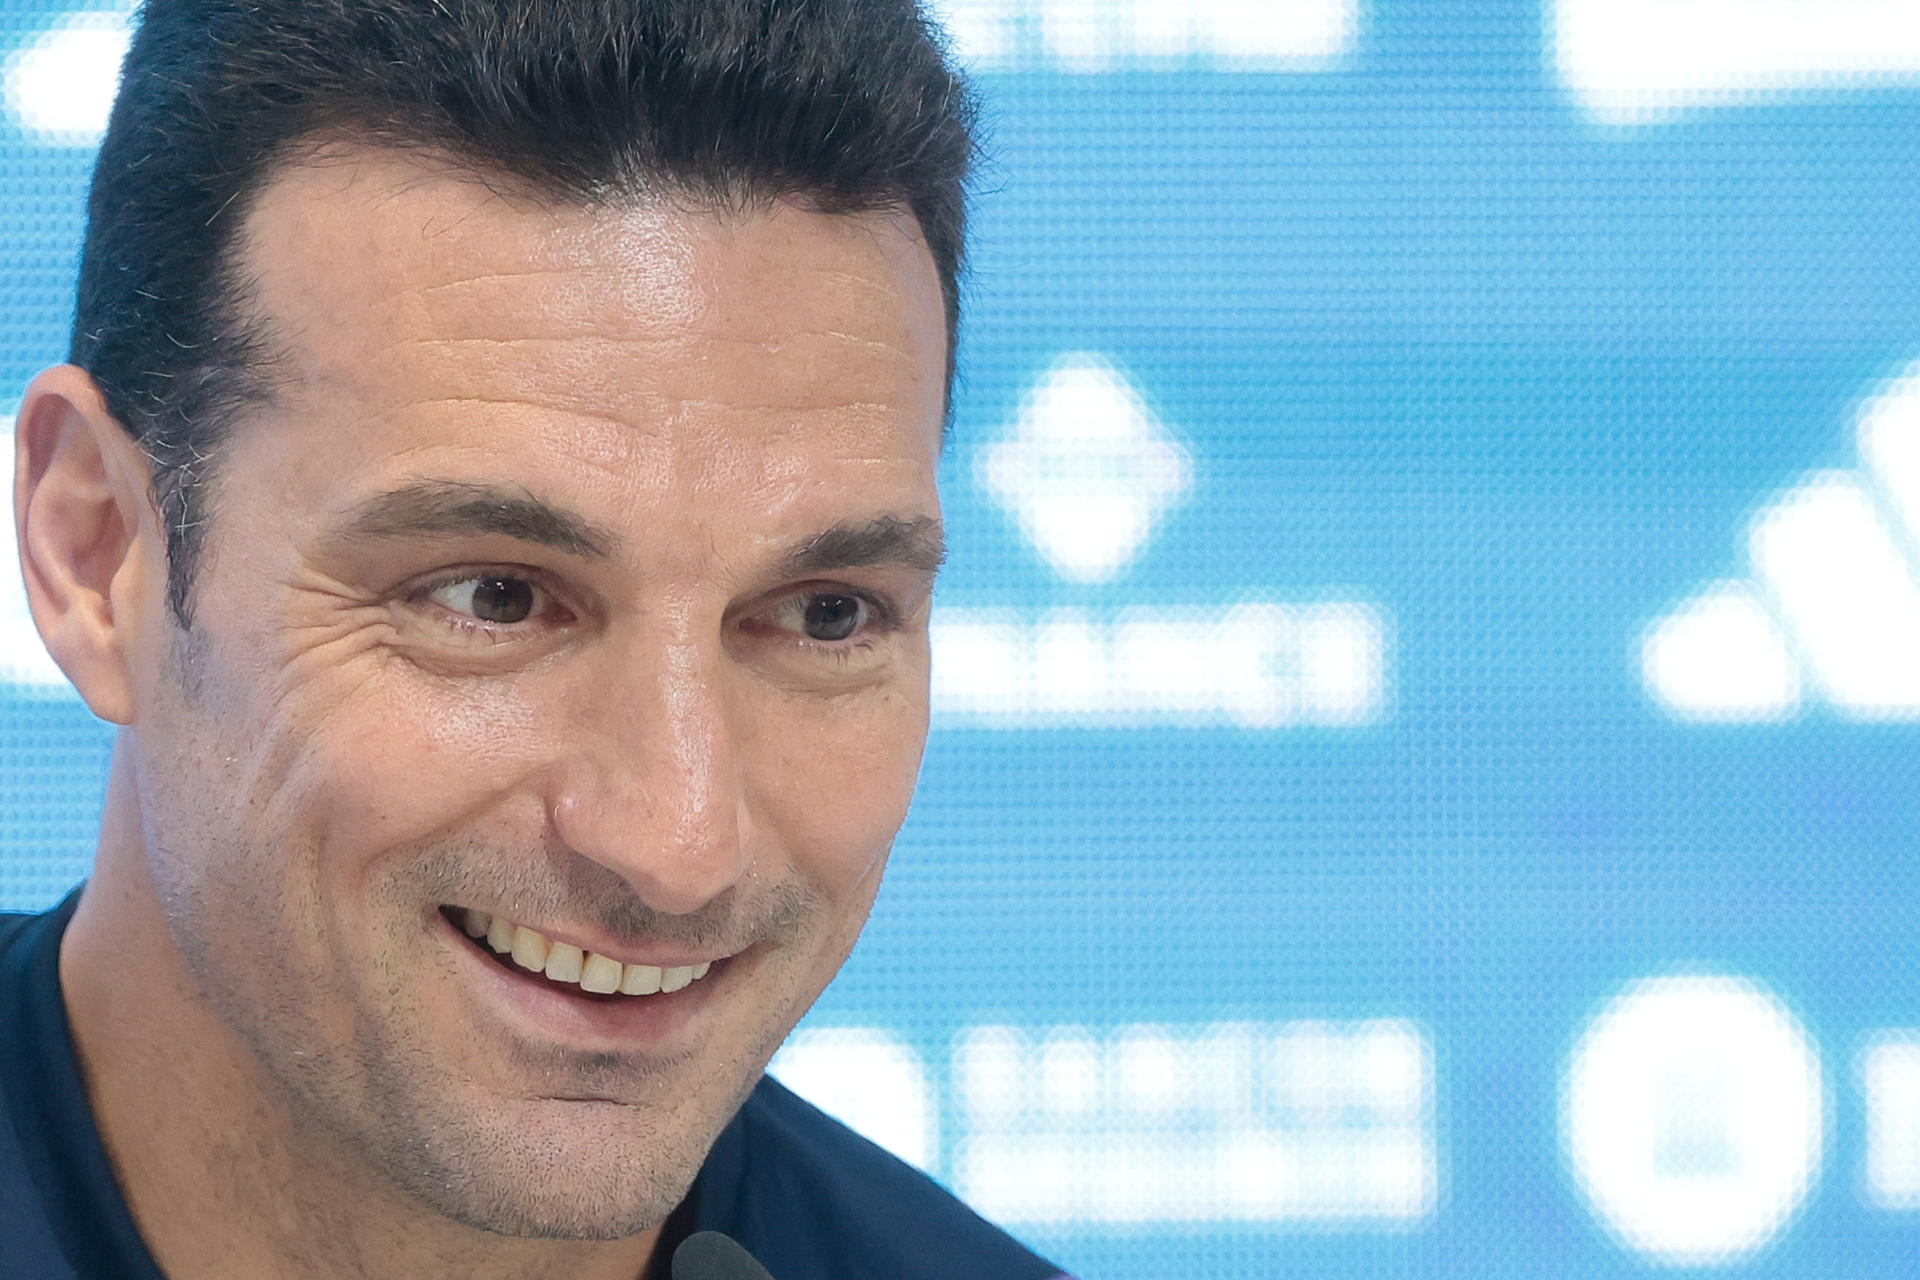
13 365 166 725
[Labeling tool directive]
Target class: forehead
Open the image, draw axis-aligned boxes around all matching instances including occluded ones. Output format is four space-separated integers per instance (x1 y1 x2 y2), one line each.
224 146 947 540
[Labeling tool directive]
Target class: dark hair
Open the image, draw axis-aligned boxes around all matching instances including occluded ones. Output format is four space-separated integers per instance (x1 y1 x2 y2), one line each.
70 0 977 625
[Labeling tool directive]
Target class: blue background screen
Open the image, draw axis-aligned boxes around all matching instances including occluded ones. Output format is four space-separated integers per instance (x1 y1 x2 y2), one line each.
5 2 1920 1274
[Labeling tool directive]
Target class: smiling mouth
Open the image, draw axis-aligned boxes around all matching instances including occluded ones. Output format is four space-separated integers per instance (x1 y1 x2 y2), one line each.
442 907 716 1000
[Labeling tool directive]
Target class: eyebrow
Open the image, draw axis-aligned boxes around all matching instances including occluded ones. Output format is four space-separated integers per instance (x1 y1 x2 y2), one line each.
332 480 616 558
329 479 943 575
782 515 947 577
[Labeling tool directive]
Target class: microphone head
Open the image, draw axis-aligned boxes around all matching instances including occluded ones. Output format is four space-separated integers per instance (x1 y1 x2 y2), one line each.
671 1230 776 1280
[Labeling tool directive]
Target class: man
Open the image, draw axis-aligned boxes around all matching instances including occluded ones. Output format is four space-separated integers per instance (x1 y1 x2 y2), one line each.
1 1 1065 1277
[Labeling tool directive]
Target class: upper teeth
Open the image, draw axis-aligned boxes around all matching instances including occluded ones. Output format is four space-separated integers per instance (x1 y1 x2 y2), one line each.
462 909 713 997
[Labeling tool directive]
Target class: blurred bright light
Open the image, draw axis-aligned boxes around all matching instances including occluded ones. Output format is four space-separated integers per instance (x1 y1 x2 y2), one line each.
1113 1025 1182 1114
1563 975 1823 1265
1642 359 1920 723
931 601 1387 727
1860 1034 1920 1211
1296 603 1389 723
954 1025 1027 1123
1641 581 1802 721
980 353 1190 584
955 1019 1436 1225
1750 473 1920 716
1857 360 1920 544
4 8 131 144
1040 1027 1103 1117
928 0 1356 72
1555 0 1920 126
769 1027 939 1171
960 352 1389 729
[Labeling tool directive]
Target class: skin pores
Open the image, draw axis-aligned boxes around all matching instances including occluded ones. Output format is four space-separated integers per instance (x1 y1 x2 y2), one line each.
54 147 947 1278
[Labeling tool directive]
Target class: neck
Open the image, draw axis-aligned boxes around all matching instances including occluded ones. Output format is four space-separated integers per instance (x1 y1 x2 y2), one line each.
58 741 662 1280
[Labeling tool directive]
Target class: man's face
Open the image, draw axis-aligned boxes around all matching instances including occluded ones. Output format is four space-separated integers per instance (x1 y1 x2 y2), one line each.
125 149 947 1236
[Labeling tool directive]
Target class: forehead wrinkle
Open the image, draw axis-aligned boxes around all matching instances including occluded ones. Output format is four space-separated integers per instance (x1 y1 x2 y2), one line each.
642 397 909 415
393 334 690 349
409 266 613 296
371 387 912 427
374 394 658 437
388 328 918 356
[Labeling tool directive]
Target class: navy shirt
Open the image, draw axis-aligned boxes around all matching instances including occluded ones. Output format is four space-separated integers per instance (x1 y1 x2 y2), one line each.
0 889 1066 1280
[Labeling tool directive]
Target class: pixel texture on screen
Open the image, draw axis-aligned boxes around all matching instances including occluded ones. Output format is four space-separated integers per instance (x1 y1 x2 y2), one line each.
1643 358 1920 721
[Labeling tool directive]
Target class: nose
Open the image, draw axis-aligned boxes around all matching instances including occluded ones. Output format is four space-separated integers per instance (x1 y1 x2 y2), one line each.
547 629 752 916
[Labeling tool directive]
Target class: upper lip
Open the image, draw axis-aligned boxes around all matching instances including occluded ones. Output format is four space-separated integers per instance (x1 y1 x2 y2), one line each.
448 905 733 971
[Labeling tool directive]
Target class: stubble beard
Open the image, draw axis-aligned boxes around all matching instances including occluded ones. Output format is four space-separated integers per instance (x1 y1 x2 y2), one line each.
142 783 822 1243
140 606 871 1243
153 829 815 1242
139 628 849 1243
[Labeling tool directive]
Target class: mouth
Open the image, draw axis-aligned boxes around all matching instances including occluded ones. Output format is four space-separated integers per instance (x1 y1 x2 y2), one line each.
439 906 720 1004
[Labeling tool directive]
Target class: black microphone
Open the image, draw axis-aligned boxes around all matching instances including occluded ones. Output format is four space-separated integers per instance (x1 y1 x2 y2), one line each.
671 1230 776 1280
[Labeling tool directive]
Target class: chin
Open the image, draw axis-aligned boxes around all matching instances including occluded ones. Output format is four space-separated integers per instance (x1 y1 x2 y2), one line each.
368 1099 708 1240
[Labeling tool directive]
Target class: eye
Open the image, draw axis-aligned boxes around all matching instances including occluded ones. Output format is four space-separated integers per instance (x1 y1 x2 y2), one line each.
767 591 877 643
802 593 866 642
427 574 540 625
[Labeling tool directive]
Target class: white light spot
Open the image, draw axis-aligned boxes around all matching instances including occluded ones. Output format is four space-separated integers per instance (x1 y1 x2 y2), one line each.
1113 1025 1182 1113
956 1018 1436 1225
1298 602 1388 724
5 8 132 145
1125 0 1194 63
770 1027 938 1171
925 610 1024 719
923 0 1024 67
1750 473 1920 716
1039 1027 1102 1116
1032 609 1111 714
1197 0 1355 68
980 353 1190 584
1271 1021 1342 1124
1563 975 1823 1265
1039 0 1125 74
1641 580 1802 721
1111 607 1225 721
1189 1023 1258 1121
1857 360 1920 548
930 602 1389 728
955 1024 1027 1123
925 0 1357 71
1556 0 1920 126
1861 1034 1920 1211
1356 1019 1432 1119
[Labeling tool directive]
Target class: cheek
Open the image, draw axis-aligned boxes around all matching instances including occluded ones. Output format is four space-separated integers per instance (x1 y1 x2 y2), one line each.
242 668 550 890
743 684 928 902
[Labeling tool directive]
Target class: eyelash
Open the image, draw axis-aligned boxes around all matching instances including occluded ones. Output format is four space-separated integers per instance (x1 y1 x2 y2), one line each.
755 586 901 655
404 569 566 645
400 571 900 652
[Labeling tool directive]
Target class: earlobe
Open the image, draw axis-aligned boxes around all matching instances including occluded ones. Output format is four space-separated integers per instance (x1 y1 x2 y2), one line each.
13 364 162 725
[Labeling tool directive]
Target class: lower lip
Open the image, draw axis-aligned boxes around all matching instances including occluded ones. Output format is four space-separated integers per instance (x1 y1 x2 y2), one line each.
438 912 722 1050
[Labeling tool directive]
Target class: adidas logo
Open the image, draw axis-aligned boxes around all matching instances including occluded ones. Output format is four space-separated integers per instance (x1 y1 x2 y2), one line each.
1641 358 1920 722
